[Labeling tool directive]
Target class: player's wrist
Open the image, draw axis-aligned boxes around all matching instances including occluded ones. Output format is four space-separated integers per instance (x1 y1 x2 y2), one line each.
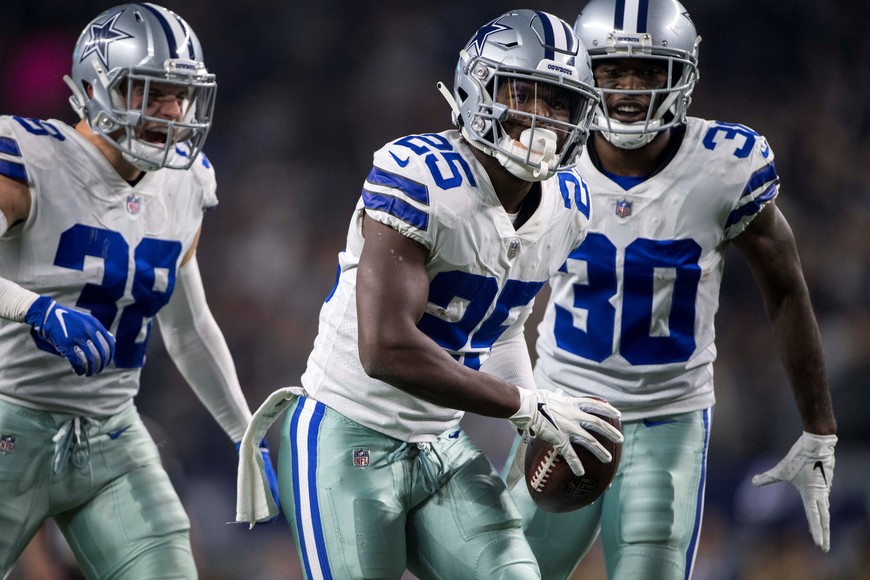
507 386 534 426
799 431 837 454
0 278 41 323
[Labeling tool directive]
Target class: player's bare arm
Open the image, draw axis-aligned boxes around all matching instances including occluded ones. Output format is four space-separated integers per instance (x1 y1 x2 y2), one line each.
738 203 838 553
356 214 521 418
732 202 836 435
356 214 621 476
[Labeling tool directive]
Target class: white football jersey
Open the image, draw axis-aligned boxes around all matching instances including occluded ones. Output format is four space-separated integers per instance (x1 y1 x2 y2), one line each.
535 118 779 420
302 130 592 442
0 116 216 416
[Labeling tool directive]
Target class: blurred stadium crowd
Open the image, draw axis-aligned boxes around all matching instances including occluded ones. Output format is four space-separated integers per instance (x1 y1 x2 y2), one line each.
2 0 868 578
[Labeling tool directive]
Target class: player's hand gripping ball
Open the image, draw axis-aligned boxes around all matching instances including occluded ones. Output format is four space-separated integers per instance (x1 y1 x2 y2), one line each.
524 402 623 512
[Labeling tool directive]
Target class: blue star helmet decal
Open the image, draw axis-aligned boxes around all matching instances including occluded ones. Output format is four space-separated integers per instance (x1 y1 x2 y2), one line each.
78 10 134 70
466 19 512 57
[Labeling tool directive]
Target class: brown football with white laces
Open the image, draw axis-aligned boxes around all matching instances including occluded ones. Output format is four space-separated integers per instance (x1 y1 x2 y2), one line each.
523 411 622 512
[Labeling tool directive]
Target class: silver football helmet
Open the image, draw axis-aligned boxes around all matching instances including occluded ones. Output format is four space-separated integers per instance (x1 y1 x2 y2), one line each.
64 3 216 171
574 0 701 149
438 9 598 181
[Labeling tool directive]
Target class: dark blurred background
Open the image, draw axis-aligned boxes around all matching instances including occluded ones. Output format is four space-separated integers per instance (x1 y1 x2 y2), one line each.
3 1 868 578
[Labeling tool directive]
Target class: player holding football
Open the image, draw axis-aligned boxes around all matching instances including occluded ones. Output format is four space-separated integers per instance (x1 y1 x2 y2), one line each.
235 9 623 579
505 0 838 578
0 4 278 577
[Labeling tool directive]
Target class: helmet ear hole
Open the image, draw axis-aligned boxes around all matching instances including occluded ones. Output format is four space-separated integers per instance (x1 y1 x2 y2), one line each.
454 87 469 127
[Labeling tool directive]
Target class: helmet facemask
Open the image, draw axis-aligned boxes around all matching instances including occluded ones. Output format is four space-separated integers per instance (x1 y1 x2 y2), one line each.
86 63 216 172
573 0 702 149
465 61 598 181
591 48 699 149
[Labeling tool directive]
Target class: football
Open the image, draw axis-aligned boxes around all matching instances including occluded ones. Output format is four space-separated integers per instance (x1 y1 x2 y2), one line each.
523 410 622 513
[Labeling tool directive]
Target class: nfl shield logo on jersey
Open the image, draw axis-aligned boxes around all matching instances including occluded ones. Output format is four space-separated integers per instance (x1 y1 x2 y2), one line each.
615 199 632 218
126 194 141 215
507 239 520 259
352 449 370 468
0 434 15 454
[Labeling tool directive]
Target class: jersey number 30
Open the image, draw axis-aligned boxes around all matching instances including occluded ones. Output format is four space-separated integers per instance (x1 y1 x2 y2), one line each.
553 233 702 365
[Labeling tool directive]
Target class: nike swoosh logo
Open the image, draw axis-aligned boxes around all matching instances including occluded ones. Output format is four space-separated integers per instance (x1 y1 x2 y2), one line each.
537 403 557 428
108 425 132 440
389 151 410 167
55 308 69 337
813 460 828 485
643 418 677 428
448 430 460 439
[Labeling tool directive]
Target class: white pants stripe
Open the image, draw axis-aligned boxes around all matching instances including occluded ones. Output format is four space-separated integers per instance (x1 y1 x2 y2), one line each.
290 397 332 580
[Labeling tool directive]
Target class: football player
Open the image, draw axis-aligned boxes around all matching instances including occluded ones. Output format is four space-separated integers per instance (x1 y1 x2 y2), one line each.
235 9 623 579
0 4 278 577
505 0 839 578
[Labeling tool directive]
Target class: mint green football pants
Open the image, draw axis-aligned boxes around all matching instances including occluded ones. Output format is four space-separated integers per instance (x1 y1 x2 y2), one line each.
0 398 195 579
278 396 540 579
506 409 711 580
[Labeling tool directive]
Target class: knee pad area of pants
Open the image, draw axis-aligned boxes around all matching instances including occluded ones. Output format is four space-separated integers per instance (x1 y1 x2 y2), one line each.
611 544 685 580
473 533 540 580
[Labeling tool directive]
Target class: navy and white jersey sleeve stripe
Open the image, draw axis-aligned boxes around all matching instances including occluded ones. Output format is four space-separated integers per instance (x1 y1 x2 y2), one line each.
724 136 779 239
362 167 430 231
0 129 27 183
362 151 433 249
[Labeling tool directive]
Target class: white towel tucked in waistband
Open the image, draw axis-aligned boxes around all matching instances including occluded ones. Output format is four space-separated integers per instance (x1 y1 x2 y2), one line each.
235 386 304 527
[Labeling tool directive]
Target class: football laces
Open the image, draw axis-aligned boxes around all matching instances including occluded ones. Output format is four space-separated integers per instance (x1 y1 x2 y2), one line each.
530 445 563 491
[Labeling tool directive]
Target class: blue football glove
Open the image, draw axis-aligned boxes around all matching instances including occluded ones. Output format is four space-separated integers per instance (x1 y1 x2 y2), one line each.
24 296 115 377
236 438 281 522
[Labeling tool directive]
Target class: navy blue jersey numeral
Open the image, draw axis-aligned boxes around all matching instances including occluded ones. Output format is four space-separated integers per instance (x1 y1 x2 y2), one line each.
13 117 65 141
702 122 759 159
395 134 477 190
417 270 543 363
553 233 701 365
557 172 591 218
48 224 182 368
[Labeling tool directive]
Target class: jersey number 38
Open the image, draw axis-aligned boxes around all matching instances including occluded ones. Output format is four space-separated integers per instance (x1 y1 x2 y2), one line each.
33 223 181 369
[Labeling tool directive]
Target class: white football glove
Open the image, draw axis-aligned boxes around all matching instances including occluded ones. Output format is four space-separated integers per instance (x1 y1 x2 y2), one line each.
508 386 623 477
752 431 837 552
